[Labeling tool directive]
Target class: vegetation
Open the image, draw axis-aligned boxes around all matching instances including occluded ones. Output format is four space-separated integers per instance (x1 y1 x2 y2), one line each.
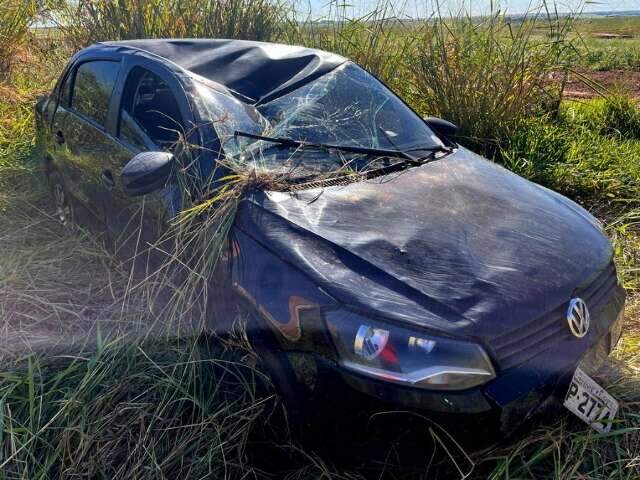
1 1 640 478
51 0 290 48
0 338 271 478
0 0 37 78
579 37 640 71
573 15 640 71
410 9 573 153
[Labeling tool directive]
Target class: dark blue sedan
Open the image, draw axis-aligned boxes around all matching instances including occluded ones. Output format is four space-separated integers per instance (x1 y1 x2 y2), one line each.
35 39 626 446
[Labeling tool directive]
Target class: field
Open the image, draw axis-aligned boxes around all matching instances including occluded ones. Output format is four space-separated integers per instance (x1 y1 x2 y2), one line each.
1 1 640 478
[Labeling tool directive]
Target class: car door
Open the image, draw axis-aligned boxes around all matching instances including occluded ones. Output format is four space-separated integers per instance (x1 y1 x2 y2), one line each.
101 61 193 262
50 59 123 234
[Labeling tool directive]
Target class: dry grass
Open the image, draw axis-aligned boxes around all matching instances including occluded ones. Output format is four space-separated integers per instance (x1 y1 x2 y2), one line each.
0 172 153 360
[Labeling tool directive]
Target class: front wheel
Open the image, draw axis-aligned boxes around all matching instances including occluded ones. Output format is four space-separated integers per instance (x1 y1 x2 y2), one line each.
48 170 75 229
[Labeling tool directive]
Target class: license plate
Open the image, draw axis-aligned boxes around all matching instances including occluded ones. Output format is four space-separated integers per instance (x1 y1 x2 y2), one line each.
563 367 619 433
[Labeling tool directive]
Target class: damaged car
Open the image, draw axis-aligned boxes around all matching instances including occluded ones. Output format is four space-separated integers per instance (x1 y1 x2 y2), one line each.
35 39 626 446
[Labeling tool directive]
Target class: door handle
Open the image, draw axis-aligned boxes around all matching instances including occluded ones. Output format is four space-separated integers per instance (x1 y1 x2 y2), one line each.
55 130 65 145
101 170 115 190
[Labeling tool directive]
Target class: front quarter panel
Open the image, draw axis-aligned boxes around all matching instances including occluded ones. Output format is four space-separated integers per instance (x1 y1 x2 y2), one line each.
230 227 336 350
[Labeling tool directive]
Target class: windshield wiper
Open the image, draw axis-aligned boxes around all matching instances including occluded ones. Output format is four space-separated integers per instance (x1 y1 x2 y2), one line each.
235 131 430 164
405 145 454 161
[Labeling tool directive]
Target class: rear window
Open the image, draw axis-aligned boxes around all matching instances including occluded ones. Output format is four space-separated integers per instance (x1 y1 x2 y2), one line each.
71 61 120 127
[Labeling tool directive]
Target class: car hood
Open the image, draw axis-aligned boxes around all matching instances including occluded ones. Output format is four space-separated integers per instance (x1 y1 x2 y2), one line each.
235 148 612 339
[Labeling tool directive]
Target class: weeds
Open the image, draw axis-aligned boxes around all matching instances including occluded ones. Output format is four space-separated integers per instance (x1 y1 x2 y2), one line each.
601 95 640 140
0 336 271 478
499 116 570 183
539 98 640 202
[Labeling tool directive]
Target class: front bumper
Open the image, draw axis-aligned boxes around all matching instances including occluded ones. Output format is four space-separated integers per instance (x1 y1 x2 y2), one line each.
288 285 626 449
487 284 625 438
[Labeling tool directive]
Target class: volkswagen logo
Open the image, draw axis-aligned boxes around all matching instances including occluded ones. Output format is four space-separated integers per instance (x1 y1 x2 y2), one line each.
567 298 590 338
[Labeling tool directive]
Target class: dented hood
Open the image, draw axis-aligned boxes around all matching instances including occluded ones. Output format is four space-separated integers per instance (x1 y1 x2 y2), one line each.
236 148 612 338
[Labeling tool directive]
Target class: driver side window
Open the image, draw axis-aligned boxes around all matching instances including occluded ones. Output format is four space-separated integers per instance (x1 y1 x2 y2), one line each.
118 67 184 151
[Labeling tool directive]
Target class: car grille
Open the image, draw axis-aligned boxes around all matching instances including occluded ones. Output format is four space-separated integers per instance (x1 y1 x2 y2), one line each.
491 262 619 371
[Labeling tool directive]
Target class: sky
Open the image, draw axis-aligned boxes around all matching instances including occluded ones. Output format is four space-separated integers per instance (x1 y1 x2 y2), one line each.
298 1 640 19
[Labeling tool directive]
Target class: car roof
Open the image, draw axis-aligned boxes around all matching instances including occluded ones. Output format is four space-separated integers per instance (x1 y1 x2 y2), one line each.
95 38 348 104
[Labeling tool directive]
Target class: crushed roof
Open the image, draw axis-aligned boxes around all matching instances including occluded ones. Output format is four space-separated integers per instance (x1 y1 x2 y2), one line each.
101 39 347 104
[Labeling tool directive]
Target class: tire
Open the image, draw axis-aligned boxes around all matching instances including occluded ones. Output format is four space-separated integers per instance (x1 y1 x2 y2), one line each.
241 305 308 433
48 170 75 229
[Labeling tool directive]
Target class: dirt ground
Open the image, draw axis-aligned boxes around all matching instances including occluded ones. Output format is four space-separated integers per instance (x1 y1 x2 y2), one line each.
562 69 640 100
0 183 198 364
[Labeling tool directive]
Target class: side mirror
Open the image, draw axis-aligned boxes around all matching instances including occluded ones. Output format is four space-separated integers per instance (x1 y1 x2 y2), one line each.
121 151 175 197
424 117 459 139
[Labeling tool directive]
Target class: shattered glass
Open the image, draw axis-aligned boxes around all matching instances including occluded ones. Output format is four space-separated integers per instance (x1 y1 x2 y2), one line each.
197 62 444 178
195 81 267 151
258 63 441 151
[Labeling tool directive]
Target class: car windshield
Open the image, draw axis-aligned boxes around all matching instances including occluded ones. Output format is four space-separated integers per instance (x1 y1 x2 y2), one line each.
196 62 444 178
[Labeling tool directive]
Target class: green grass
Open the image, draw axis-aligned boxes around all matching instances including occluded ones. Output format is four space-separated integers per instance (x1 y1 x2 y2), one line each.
568 16 640 71
577 37 640 71
0 337 273 478
498 98 640 205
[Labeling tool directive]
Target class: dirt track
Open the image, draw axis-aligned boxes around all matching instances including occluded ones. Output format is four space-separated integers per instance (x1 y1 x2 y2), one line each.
562 70 640 100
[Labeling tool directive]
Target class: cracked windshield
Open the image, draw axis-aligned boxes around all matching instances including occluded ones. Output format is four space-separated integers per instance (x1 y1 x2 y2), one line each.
197 62 444 178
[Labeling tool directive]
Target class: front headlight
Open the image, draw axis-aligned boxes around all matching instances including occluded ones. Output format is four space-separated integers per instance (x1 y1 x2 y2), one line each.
325 310 495 391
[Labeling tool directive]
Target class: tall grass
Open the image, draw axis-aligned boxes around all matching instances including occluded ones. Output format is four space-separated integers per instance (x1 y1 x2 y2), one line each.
288 1 416 88
411 4 577 153
0 335 272 478
51 0 290 48
0 0 38 78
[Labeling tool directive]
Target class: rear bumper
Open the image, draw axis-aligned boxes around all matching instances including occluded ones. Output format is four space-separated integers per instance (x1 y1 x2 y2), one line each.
289 285 626 450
